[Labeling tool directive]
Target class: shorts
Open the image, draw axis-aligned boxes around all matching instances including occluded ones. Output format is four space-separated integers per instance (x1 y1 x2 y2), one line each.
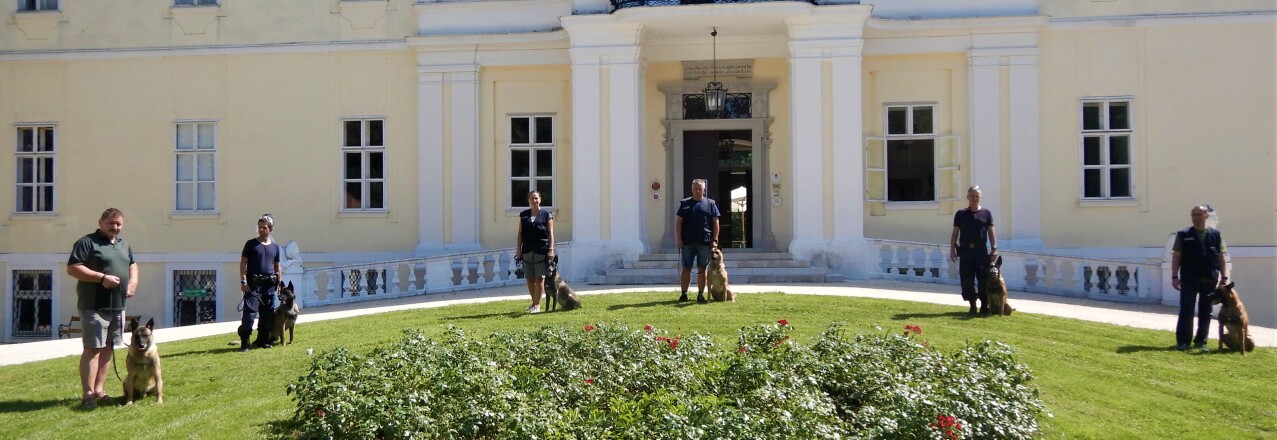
681 243 712 269
521 252 548 279
82 309 124 350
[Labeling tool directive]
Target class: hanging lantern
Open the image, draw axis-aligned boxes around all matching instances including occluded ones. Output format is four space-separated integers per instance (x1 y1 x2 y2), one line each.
703 28 728 113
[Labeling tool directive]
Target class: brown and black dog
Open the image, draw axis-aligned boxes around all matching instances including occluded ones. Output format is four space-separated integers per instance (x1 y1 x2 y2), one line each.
983 256 1012 316
545 257 581 311
273 282 300 346
707 247 735 302
124 318 163 405
1210 282 1254 355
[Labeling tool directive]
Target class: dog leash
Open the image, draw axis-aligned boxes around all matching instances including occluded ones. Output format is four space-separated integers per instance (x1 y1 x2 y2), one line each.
110 312 125 381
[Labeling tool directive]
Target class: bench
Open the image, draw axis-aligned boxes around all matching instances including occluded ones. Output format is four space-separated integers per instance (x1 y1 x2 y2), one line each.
58 314 142 339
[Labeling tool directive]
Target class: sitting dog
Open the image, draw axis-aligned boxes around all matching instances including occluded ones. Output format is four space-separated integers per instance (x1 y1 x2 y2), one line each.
707 247 735 302
544 257 581 311
983 256 1012 316
273 281 300 346
124 318 163 405
1210 282 1254 355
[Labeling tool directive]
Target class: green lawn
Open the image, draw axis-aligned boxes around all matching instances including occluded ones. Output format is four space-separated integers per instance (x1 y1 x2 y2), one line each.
1 292 1274 439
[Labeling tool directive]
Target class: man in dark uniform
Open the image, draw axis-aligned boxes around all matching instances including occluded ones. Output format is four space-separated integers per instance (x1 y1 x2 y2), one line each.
676 178 721 303
949 186 998 315
239 214 282 351
1170 205 1228 351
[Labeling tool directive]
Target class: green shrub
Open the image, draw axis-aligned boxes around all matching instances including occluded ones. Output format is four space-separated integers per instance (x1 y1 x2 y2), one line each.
287 321 1048 439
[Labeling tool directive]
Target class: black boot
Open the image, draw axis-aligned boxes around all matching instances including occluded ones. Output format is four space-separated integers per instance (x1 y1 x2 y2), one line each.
696 293 707 304
968 301 978 315
979 300 990 315
678 292 689 302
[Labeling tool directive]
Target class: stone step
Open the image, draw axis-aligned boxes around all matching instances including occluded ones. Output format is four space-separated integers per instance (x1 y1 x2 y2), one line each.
628 259 812 269
588 273 843 285
638 252 796 261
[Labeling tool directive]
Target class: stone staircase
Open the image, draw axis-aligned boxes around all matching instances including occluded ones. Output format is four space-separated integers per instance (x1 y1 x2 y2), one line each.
587 250 843 285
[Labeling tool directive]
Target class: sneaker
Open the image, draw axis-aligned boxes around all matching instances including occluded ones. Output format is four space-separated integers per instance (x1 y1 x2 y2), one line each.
696 293 707 304
526 305 541 314
1176 344 1190 351
678 293 688 302
240 346 251 353
1193 343 1208 352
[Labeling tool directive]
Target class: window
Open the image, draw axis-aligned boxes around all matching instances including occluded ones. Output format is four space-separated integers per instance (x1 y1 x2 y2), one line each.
12 270 53 339
509 115 555 208
172 269 216 327
174 122 217 212
865 105 960 203
174 0 218 6
1080 99 1132 199
342 119 385 210
18 0 57 12
15 125 54 214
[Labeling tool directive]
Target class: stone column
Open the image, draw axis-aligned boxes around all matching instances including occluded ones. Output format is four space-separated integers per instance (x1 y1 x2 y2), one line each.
1008 51 1043 249
786 50 827 261
414 68 446 255
967 50 1002 221
449 68 481 250
414 65 481 256
608 47 647 257
828 43 872 277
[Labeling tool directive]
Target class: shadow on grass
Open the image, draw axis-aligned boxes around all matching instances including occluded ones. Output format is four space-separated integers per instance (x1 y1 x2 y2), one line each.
262 417 303 440
442 311 525 321
0 398 78 414
1115 345 1179 354
891 311 978 321
162 346 245 359
607 297 697 311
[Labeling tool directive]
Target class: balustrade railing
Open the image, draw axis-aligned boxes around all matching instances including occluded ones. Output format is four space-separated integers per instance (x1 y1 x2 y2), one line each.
293 244 569 308
869 239 1163 303
611 0 817 10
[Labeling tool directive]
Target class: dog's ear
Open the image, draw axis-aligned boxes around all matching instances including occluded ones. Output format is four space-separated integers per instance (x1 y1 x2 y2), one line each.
1225 281 1235 290
145 318 155 331
128 318 138 332
288 281 294 289
995 255 1003 268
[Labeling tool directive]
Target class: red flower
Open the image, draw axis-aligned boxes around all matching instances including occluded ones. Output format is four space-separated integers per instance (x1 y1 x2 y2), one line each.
584 324 595 332
777 319 789 327
904 324 922 335
773 335 791 348
739 346 747 352
669 337 680 350
584 378 594 385
316 408 326 418
643 324 654 333
955 423 963 430
655 336 668 342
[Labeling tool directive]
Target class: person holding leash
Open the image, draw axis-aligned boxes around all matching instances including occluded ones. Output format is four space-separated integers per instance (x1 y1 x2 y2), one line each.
950 186 998 315
1170 204 1228 351
676 178 721 304
67 207 138 408
239 214 282 351
515 191 554 314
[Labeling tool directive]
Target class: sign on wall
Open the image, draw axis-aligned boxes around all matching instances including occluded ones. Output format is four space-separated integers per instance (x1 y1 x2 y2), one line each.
682 59 753 80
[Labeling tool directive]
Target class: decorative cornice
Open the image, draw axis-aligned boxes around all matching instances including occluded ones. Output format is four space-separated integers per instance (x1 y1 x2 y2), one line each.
0 40 407 61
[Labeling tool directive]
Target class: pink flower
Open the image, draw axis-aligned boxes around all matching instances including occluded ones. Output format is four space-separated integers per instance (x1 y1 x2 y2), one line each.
584 324 595 332
643 324 654 333
777 319 789 327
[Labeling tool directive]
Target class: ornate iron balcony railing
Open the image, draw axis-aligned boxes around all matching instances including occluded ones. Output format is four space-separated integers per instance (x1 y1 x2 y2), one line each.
612 0 817 10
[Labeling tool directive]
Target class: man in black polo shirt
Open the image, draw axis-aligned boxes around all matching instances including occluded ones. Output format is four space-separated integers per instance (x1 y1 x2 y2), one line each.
239 214 282 351
67 207 138 408
1170 205 1228 352
949 186 998 315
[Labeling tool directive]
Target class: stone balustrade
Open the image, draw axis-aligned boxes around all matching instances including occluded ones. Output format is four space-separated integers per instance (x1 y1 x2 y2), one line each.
868 239 1163 304
295 244 571 308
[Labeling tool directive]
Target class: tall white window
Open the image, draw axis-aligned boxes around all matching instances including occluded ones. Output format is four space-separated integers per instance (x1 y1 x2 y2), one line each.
15 125 55 213
18 0 57 11
509 115 554 208
342 119 385 210
1080 99 1133 199
174 0 218 6
865 105 960 203
175 122 217 212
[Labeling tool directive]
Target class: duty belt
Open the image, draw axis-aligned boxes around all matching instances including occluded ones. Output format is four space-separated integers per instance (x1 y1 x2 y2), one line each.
249 273 278 284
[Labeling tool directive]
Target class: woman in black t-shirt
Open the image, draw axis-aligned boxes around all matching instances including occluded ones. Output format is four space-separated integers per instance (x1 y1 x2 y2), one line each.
515 191 555 314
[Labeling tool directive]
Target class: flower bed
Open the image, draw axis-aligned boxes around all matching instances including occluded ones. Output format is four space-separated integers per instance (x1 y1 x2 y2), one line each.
288 321 1047 439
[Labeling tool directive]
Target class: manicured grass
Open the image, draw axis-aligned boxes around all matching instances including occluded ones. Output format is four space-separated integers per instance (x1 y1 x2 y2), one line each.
1 292 1274 439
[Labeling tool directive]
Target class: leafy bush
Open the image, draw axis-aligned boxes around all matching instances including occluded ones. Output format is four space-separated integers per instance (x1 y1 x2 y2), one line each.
287 321 1048 439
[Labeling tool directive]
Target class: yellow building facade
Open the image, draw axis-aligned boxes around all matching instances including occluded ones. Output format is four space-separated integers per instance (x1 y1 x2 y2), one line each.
1 0 1273 340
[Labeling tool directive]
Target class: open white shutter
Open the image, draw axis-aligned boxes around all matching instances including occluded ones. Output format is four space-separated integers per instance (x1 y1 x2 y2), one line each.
934 135 961 201
864 136 886 202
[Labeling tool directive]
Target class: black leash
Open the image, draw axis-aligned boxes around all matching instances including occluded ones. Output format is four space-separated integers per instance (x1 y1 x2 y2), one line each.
110 312 125 381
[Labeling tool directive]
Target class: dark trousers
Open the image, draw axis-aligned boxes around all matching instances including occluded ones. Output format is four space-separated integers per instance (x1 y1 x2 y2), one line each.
238 283 277 346
1176 281 1214 346
957 247 989 303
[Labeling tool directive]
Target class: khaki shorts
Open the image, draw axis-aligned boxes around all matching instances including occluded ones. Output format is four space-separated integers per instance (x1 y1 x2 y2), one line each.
82 309 124 350
521 252 548 279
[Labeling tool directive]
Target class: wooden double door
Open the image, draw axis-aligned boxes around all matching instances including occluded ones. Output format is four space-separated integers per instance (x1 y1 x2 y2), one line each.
682 130 753 248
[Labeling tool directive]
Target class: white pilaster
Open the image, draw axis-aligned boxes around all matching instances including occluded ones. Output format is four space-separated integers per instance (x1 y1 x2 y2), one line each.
449 68 481 250
967 51 1002 221
830 45 864 243
608 48 646 257
1008 53 1043 249
787 49 827 261
569 57 603 243
414 70 446 255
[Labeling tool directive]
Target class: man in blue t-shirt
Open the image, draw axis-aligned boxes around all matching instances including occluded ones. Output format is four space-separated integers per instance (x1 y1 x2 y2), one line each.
239 214 282 351
675 179 721 303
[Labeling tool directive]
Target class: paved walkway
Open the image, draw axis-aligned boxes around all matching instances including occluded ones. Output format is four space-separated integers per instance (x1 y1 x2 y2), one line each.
3 279 1272 366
